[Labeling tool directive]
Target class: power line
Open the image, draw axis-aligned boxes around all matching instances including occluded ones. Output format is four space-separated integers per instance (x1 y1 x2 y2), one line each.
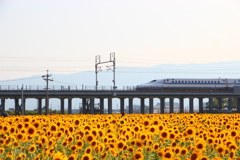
53 80 78 86
0 77 41 82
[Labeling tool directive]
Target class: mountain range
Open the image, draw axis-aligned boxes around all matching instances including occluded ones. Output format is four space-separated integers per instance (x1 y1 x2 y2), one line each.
1 61 240 110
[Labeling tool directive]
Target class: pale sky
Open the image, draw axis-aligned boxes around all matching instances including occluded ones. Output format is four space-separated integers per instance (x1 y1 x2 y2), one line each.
0 0 240 80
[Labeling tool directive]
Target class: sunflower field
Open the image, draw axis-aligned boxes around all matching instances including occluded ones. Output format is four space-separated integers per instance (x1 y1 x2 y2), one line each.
1 113 240 160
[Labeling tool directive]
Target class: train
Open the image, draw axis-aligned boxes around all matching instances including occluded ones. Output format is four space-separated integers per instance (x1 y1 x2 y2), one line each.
136 78 240 90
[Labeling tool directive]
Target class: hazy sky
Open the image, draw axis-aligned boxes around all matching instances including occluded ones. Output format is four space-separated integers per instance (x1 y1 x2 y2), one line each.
0 0 240 80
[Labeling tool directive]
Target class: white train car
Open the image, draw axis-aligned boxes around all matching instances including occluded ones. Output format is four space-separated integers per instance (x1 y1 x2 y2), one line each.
136 78 240 90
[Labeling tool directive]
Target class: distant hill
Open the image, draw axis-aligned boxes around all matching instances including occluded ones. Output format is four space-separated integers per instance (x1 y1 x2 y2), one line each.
1 61 240 89
1 61 240 110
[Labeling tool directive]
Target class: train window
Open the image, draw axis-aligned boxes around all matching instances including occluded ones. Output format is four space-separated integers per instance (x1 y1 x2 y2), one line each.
238 80 240 82
150 80 156 82
172 81 174 83
195 81 197 83
218 81 220 83
214 81 216 83
175 81 177 83
182 81 184 83
179 81 181 83
192 81 194 83
208 81 210 83
205 81 207 83
198 81 200 83
188 81 190 83
223 80 225 82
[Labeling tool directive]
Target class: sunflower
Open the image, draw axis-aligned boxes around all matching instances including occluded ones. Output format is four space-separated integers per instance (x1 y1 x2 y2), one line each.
216 145 225 155
139 133 147 141
27 126 36 136
0 147 5 154
69 126 74 133
81 153 93 160
229 130 238 138
163 151 173 159
9 127 15 134
135 139 143 148
160 131 168 140
62 141 68 147
68 154 76 160
153 143 159 151
5 155 14 160
74 119 80 126
90 140 98 148
41 136 48 145
98 130 104 138
28 144 36 153
85 134 94 144
133 126 140 132
50 124 58 133
229 143 237 151
33 122 40 129
53 151 66 160
70 145 77 152
67 135 74 143
143 120 150 127
157 149 164 157
133 151 144 160
116 141 125 150
195 140 205 150
180 148 188 156
13 141 20 148
185 127 195 137
201 156 208 160
16 133 25 141
190 152 199 160
85 147 92 154
76 140 84 148
174 147 181 155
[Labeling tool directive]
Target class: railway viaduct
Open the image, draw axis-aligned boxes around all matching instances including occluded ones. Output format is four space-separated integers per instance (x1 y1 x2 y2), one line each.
1 86 240 115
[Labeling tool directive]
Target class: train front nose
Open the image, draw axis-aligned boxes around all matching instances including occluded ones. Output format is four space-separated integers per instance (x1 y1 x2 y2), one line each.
136 85 142 90
136 84 146 90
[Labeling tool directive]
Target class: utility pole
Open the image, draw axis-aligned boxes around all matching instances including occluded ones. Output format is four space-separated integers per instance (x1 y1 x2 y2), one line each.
95 52 116 91
42 70 53 115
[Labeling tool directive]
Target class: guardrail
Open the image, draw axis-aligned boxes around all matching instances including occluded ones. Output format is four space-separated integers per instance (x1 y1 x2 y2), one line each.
0 85 136 91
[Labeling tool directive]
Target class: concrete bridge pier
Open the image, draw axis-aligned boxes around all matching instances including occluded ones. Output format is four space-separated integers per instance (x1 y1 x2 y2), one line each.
21 99 26 115
128 98 133 114
237 98 240 113
108 98 112 114
189 98 194 113
82 98 86 114
90 98 94 114
160 98 165 113
140 98 145 114
199 98 203 113
209 98 213 113
15 99 19 115
60 99 65 114
218 98 222 110
68 98 72 114
149 98 153 114
170 98 174 113
37 99 42 115
179 98 184 113
228 98 233 111
1 99 5 115
120 98 124 113
100 98 104 114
